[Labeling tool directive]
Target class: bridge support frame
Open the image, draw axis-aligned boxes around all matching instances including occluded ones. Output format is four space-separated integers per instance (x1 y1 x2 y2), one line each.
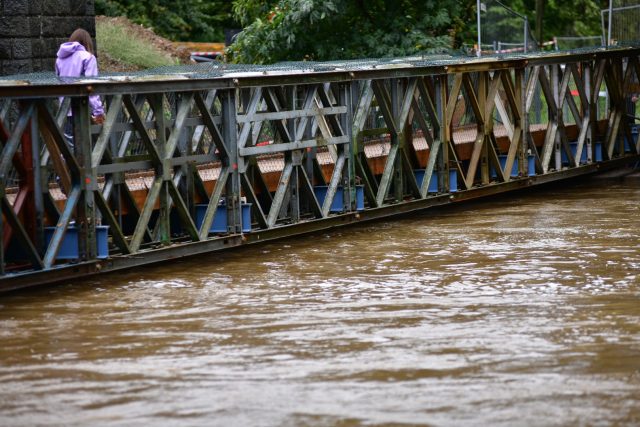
1 48 639 291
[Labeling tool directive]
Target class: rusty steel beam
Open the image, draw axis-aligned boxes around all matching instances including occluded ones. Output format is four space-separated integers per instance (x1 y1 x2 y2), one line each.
1 46 639 292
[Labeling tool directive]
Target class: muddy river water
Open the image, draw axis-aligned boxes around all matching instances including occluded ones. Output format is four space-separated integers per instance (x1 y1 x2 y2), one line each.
0 178 639 426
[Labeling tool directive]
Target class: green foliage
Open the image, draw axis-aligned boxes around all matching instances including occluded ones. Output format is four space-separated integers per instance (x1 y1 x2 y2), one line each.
96 18 178 68
464 0 605 50
96 0 236 41
535 0 605 40
515 0 606 42
232 0 275 26
96 0 610 64
227 0 463 64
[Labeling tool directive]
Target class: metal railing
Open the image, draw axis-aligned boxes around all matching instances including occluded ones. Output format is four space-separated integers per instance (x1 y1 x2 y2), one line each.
1 46 639 291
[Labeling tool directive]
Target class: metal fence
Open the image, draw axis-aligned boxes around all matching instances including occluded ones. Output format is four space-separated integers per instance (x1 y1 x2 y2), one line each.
602 2 640 46
476 0 538 56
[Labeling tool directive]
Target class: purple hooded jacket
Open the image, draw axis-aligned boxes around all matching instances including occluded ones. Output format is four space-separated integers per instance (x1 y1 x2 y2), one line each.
55 42 104 117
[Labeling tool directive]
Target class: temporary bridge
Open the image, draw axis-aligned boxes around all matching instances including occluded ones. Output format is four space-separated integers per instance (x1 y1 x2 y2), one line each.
0 46 639 292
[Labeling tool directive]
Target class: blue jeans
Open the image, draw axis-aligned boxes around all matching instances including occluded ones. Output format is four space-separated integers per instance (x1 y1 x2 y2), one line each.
64 116 74 151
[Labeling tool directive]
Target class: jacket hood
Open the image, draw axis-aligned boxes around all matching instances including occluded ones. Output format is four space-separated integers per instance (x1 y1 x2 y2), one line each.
57 42 86 59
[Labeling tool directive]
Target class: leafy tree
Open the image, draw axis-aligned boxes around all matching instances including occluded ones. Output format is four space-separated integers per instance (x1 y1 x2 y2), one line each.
533 0 605 41
466 0 605 51
227 0 467 64
478 0 531 46
515 0 606 42
96 0 609 63
96 0 237 42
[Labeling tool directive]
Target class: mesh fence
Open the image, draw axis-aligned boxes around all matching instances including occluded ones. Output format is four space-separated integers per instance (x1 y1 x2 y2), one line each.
602 1 640 46
553 36 604 50
477 0 538 55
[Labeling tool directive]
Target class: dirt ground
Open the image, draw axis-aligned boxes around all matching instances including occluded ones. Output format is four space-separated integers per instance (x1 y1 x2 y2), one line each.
96 15 192 73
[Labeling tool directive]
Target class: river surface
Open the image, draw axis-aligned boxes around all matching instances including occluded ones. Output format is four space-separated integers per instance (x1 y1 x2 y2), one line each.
0 178 639 426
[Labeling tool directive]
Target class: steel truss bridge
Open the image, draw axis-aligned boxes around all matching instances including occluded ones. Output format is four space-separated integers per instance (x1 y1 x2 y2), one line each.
1 47 639 292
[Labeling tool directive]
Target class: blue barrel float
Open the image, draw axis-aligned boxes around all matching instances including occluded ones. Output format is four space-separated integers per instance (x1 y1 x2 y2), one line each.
413 169 458 193
491 155 536 178
44 225 110 260
622 125 638 153
195 202 252 233
313 185 364 212
594 142 603 161
561 142 603 164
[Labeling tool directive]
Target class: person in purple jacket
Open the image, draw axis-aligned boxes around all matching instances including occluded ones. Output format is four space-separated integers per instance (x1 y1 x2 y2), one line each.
55 28 105 141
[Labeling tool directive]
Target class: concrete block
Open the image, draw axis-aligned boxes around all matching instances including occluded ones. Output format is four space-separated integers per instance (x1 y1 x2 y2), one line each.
0 39 11 60
43 0 70 15
4 0 29 15
69 0 86 15
29 0 43 15
42 16 74 37
12 38 31 59
0 16 29 37
33 56 56 72
59 17 89 36
30 58 42 71
2 59 32 75
80 16 95 34
44 37 60 56
29 15 43 37
32 58 54 72
41 56 55 71
31 38 45 57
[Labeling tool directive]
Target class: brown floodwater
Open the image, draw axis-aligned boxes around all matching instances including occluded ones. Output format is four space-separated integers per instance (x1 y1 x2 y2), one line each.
0 178 639 426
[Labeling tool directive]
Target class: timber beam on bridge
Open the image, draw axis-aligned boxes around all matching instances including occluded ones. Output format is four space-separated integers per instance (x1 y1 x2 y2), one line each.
0 47 639 292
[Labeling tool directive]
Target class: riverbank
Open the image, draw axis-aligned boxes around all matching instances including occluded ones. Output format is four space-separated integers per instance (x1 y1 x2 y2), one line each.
96 15 192 72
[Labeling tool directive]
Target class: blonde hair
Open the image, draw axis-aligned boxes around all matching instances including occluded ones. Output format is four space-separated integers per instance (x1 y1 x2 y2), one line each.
69 28 94 55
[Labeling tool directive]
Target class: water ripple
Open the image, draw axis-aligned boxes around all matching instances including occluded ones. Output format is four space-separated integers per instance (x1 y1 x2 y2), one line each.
0 180 639 426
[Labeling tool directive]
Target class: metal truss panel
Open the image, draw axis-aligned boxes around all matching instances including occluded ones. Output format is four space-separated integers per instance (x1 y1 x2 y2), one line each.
1 47 640 290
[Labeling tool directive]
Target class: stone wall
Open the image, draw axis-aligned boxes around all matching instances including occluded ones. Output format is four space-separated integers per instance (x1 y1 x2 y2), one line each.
0 0 95 76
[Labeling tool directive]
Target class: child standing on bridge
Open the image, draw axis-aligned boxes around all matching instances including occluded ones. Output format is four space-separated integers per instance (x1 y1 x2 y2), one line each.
55 28 105 146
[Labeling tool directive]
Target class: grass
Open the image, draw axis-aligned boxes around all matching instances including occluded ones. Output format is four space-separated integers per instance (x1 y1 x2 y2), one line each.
96 19 178 70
